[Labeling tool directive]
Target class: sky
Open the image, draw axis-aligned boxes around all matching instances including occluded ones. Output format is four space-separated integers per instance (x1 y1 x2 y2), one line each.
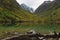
16 0 53 10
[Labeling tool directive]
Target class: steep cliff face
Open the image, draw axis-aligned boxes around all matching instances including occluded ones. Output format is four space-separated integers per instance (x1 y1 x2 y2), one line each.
0 0 38 23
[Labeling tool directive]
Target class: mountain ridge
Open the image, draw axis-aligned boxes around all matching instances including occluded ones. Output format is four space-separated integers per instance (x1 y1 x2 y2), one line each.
21 3 33 13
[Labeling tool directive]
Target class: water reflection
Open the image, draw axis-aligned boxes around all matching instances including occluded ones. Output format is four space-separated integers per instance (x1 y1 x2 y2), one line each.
0 21 60 34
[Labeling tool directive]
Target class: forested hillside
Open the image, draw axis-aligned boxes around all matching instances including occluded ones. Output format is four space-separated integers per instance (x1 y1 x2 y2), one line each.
0 0 38 25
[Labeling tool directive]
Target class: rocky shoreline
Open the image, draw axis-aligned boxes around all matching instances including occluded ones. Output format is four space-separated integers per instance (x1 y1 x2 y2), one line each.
1 31 60 40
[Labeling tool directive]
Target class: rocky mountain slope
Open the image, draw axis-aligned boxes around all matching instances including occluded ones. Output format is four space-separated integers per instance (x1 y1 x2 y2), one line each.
21 3 33 13
35 1 52 13
35 0 60 24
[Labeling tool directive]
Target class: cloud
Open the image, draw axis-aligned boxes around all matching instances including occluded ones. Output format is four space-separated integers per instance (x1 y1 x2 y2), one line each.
22 0 46 10
16 0 53 10
16 0 46 10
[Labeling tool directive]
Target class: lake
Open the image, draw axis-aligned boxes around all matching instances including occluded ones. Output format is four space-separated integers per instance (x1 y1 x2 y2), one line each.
0 22 60 35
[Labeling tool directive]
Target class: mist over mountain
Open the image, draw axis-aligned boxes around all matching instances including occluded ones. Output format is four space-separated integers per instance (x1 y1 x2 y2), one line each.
21 3 34 13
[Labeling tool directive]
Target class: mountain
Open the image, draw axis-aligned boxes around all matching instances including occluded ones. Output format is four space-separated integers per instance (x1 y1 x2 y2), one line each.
0 0 38 25
34 0 60 24
0 0 60 25
54 0 60 3
35 0 60 14
21 3 33 13
35 1 52 13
